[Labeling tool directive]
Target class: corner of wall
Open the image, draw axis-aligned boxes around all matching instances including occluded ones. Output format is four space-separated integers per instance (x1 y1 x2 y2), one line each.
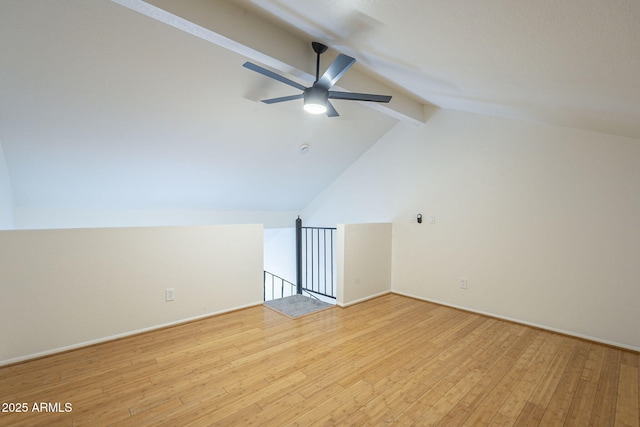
337 223 392 306
0 139 16 230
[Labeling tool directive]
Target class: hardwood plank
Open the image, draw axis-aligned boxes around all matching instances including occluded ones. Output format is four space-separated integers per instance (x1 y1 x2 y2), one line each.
427 330 547 425
369 320 522 424
443 327 537 425
590 347 622 426
565 343 606 425
491 334 563 425
243 392 307 425
399 321 508 422
538 339 590 425
0 294 637 426
512 335 576 425
433 322 532 425
616 351 640 427
286 380 373 425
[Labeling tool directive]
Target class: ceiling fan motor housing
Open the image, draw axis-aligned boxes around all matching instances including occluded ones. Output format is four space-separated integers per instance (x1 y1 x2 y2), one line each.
304 86 328 104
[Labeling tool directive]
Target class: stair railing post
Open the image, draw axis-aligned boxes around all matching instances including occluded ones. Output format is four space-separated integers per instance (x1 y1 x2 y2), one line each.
296 216 302 295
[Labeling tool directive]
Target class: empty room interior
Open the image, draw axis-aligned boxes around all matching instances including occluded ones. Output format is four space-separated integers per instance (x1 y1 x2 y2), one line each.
1 0 639 425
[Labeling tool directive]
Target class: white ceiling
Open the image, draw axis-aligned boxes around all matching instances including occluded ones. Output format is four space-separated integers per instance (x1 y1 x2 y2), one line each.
1 0 639 214
237 0 640 137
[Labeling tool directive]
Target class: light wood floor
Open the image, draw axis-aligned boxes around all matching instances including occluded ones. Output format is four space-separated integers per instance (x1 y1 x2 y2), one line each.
1 294 638 426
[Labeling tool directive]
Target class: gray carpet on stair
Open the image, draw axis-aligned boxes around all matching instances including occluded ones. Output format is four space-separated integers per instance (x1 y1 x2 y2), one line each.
264 294 334 318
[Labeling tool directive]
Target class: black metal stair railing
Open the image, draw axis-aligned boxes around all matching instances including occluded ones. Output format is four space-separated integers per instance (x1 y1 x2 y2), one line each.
263 270 320 301
298 221 337 299
264 217 336 303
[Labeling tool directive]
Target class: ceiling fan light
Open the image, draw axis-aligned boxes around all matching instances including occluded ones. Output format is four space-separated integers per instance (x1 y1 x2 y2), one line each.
303 87 328 115
303 102 327 114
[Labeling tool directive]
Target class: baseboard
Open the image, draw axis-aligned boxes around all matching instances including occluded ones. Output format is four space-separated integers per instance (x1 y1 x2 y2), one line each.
392 291 640 353
0 301 264 367
337 290 391 308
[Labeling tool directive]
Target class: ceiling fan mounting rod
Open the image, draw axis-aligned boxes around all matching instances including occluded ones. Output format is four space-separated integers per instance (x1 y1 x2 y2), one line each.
311 41 328 83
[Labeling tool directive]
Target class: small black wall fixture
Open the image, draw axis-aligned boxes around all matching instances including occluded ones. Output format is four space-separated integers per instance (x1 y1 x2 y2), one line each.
417 214 423 224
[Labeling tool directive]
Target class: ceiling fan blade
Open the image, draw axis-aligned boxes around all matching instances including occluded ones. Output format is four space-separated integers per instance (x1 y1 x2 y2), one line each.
315 54 356 90
326 101 339 117
243 62 307 91
329 91 392 103
261 94 304 104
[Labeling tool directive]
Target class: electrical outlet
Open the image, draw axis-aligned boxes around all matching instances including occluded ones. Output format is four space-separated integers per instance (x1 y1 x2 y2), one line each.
459 278 467 290
165 288 175 302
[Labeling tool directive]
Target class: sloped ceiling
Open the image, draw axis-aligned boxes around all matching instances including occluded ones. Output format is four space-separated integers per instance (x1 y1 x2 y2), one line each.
0 0 401 212
1 0 639 216
236 0 640 138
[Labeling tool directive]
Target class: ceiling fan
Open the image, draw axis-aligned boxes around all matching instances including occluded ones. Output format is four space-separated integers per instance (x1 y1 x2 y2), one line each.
242 42 391 117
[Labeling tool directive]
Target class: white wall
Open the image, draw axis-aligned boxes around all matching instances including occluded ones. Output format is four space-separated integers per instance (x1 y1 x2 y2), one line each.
264 227 296 282
336 223 392 307
0 141 15 229
0 224 264 365
304 109 640 350
14 207 297 230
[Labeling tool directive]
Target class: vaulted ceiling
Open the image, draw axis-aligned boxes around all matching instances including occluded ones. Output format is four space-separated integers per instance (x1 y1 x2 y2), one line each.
1 0 638 214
